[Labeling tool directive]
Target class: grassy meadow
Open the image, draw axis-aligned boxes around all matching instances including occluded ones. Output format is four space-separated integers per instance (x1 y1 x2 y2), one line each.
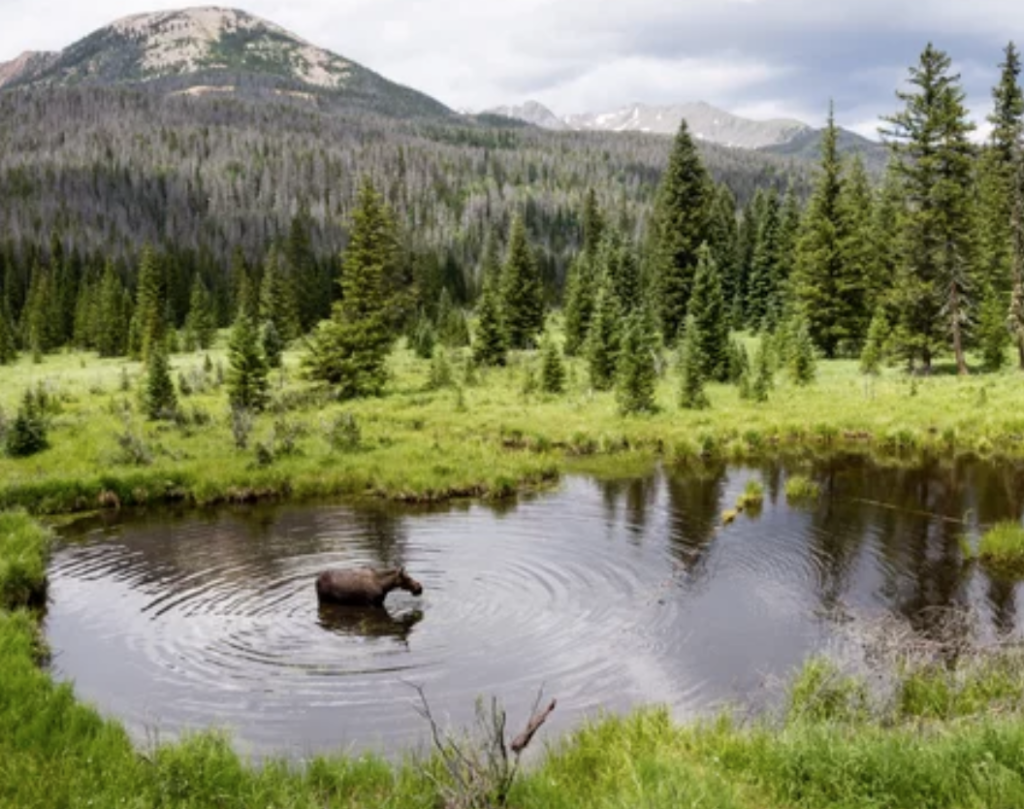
1 324 1023 517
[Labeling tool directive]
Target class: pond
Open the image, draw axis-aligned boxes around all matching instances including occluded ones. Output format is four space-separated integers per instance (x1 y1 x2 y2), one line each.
45 455 1024 760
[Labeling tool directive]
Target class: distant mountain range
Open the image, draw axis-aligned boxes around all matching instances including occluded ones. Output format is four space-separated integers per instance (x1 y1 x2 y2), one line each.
486 99 887 169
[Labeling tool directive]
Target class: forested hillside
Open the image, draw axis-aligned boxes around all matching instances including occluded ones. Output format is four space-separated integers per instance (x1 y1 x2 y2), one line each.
0 83 809 331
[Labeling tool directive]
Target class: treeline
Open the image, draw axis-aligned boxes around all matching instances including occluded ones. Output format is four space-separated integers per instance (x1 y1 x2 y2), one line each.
0 83 809 337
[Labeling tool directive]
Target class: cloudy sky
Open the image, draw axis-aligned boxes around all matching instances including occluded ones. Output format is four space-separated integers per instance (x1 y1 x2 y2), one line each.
1 0 1021 137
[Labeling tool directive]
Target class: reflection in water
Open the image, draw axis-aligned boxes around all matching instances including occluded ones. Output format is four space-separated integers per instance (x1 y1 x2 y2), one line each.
45 455 1024 760
317 604 423 644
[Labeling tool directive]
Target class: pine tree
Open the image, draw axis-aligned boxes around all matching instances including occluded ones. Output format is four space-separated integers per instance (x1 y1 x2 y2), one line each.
977 43 1024 295
707 184 740 303
303 177 402 398
21 264 61 356
793 104 864 357
436 288 470 348
649 120 712 343
540 331 566 394
145 343 177 420
787 316 817 385
501 213 545 349
836 155 874 350
587 270 623 390
747 190 781 331
685 243 730 382
6 389 48 457
581 187 605 262
882 44 977 374
262 319 284 369
96 261 130 357
183 274 216 352
976 285 1010 370
860 310 890 376
1011 153 1024 369
616 304 659 415
227 313 269 412
678 314 709 410
751 334 774 403
0 296 17 365
473 234 508 366
259 245 300 344
562 253 596 356
129 247 165 362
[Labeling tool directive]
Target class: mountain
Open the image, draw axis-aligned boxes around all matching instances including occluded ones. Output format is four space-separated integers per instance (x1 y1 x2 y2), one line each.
486 101 568 131
0 7 452 118
488 98 888 171
486 99 810 148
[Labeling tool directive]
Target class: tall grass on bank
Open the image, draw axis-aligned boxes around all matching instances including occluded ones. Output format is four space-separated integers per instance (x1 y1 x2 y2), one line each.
4 333 1024 516
8 510 1024 807
976 521 1024 576
0 510 49 607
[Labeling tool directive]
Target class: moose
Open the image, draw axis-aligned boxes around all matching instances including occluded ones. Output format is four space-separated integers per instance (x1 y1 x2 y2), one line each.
315 566 423 608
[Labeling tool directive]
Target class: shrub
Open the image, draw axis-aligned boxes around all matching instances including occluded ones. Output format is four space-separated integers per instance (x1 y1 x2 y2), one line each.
5 390 49 458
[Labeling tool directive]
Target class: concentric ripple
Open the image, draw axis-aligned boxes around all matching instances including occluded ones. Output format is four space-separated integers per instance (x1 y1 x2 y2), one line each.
45 462 1024 759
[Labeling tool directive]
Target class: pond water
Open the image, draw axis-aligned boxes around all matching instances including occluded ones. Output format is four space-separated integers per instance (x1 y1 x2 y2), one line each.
45 455 1024 761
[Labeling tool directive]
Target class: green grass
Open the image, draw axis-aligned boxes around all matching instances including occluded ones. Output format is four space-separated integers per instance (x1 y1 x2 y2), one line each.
3 331 1024 516
0 510 50 608
785 474 822 503
977 521 1024 576
8 511 1024 807
736 478 764 510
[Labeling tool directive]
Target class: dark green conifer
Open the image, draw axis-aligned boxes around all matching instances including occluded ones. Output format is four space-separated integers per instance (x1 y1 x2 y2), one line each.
473 234 508 366
678 314 709 410
540 330 566 394
227 313 269 412
145 343 178 420
562 254 596 356
303 177 401 398
616 304 659 415
501 213 545 349
260 246 300 344
859 311 890 376
787 316 817 385
882 44 977 374
587 271 623 391
6 389 48 457
649 120 712 343
129 247 166 362
686 243 730 382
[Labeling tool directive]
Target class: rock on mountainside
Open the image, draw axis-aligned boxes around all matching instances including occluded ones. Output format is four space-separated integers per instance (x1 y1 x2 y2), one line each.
0 6 452 117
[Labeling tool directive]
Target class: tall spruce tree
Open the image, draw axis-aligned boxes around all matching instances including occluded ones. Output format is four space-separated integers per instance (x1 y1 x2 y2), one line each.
540 329 566 394
228 313 270 411
0 296 16 364
259 245 300 343
616 303 660 415
129 246 165 362
793 104 864 357
562 253 596 356
145 342 177 420
882 44 977 374
747 190 781 331
501 213 545 350
303 177 401 398
649 120 712 344
184 274 216 351
473 233 508 366
978 43 1024 295
96 261 130 357
1010 151 1024 368
587 270 623 391
685 243 730 382
678 314 709 410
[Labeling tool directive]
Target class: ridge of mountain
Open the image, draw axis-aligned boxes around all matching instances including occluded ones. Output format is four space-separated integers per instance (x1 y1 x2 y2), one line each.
0 7 451 118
